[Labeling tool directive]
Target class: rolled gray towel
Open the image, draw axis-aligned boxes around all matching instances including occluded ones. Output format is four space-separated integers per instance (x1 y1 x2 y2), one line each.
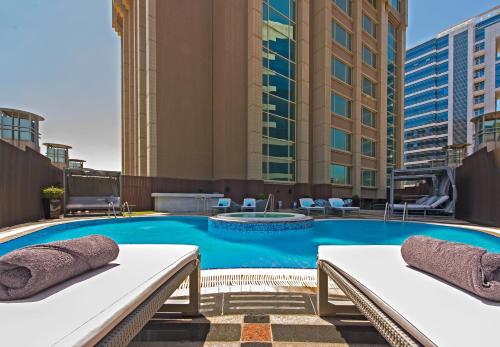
0 235 119 300
401 236 500 302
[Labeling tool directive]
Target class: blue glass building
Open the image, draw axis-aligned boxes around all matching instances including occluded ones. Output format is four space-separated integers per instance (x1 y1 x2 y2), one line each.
404 6 500 168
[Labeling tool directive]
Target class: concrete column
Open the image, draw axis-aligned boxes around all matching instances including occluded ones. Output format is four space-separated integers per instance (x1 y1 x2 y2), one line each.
247 0 263 180
146 0 157 176
296 0 310 184
311 0 332 185
136 0 148 176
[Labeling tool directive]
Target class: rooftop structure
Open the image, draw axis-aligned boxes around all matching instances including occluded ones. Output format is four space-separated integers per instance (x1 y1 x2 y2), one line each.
68 159 86 169
0 108 44 151
471 110 500 152
43 143 72 170
404 6 500 169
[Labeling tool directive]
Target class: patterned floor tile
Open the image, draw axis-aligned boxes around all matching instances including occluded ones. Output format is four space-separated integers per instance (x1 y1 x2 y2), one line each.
241 323 272 342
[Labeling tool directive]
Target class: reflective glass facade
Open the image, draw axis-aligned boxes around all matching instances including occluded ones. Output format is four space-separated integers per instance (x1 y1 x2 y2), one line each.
404 32 450 168
473 114 500 150
0 110 41 150
47 147 68 164
387 22 398 178
262 0 296 181
330 164 351 185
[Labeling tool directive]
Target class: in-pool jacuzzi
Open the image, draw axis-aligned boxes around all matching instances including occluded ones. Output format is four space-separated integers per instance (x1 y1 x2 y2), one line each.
208 212 313 241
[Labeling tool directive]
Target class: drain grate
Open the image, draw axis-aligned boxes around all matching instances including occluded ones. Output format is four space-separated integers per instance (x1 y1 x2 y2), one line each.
173 270 339 296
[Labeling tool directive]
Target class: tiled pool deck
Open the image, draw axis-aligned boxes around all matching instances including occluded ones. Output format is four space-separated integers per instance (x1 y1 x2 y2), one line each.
131 292 389 347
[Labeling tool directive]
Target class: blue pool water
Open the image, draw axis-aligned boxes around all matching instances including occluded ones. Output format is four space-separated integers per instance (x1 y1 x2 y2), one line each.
1 217 498 269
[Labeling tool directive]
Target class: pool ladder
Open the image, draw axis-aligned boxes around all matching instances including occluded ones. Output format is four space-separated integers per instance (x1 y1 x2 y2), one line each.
122 201 132 217
107 202 117 218
264 193 275 213
384 202 408 222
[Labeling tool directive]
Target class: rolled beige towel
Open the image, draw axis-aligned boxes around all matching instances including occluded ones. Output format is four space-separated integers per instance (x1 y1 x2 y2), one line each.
0 235 119 300
401 236 500 302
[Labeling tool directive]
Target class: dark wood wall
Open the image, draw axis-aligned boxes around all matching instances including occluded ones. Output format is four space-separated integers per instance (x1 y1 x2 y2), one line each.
0 140 63 228
455 147 500 227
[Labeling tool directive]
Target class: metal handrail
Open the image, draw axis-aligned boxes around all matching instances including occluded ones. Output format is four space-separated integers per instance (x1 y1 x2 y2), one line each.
383 202 389 222
264 193 274 213
123 201 132 217
402 202 408 222
107 202 117 218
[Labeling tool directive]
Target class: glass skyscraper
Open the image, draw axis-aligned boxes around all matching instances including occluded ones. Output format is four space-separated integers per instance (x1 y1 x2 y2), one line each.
404 6 500 168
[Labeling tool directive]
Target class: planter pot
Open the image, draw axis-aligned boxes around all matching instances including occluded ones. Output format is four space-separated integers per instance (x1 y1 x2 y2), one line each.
43 198 62 219
42 199 50 219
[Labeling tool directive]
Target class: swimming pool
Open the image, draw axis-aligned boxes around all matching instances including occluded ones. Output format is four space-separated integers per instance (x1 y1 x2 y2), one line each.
1 217 498 269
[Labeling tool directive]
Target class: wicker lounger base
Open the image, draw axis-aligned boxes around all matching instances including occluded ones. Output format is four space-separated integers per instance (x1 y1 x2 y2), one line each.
317 260 420 347
97 258 200 347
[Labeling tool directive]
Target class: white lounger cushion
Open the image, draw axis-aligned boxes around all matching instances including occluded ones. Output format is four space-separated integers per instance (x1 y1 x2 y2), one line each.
0 244 198 347
318 245 500 347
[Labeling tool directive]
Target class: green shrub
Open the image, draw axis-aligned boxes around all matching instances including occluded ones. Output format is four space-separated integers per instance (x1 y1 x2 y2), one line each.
255 193 267 200
41 186 64 199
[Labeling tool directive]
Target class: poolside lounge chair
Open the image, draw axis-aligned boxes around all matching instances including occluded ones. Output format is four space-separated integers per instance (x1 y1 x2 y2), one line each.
326 198 361 217
390 195 449 216
317 245 500 346
299 198 325 215
212 198 232 214
0 245 200 346
241 198 257 212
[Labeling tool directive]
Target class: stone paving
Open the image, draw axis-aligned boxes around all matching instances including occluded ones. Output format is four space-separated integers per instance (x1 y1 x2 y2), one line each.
129 292 389 346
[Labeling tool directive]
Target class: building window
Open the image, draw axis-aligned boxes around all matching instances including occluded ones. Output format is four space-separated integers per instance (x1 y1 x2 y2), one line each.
362 170 376 187
366 0 376 8
474 108 484 117
333 0 351 16
361 138 376 157
262 0 296 182
474 81 485 91
330 128 351 151
390 0 400 11
362 76 376 97
474 56 485 65
362 45 376 68
47 147 67 164
474 95 485 105
330 164 351 185
333 22 352 51
362 14 376 38
473 68 485 79
331 93 352 118
362 107 376 128
474 42 485 52
332 57 352 84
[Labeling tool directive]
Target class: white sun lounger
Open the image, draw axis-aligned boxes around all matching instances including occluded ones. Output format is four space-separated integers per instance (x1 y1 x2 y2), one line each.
0 244 200 347
299 198 325 215
326 198 361 217
241 198 257 212
212 198 231 214
317 245 500 347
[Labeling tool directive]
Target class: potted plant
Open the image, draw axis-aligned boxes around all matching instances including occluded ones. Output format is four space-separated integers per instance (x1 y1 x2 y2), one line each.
41 186 64 219
352 194 360 207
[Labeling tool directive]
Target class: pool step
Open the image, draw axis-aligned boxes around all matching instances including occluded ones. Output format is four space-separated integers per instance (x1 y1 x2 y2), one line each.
130 292 388 346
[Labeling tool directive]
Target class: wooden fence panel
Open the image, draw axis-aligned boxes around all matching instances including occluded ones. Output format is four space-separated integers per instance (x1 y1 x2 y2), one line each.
121 175 153 211
0 141 62 228
455 148 500 227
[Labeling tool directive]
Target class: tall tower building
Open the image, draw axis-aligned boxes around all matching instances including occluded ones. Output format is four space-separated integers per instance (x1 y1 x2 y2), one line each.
404 6 500 169
112 0 407 201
